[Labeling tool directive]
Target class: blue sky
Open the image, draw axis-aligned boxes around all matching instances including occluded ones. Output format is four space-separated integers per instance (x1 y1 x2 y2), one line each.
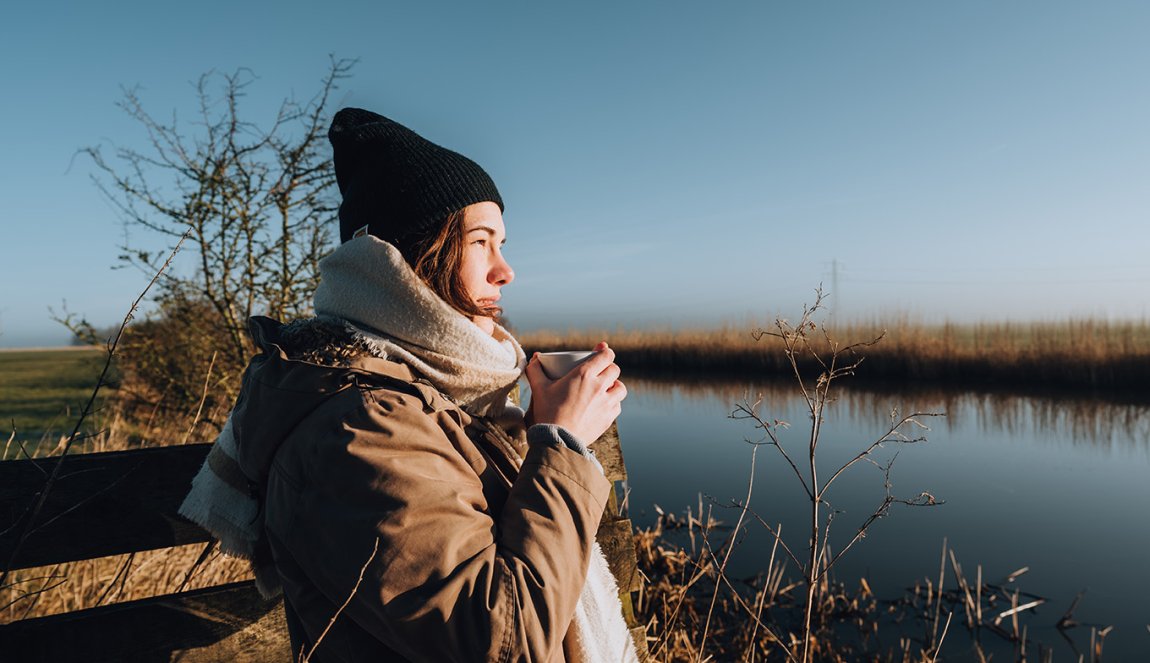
2 1 1148 347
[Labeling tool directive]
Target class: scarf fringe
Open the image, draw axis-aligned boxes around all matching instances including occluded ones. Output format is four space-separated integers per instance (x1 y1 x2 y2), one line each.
178 415 282 597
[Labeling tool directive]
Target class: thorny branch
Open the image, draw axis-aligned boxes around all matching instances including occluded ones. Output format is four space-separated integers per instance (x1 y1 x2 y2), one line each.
730 401 810 499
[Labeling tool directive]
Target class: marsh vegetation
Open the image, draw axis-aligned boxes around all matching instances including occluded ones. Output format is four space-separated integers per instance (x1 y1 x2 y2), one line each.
521 316 1150 393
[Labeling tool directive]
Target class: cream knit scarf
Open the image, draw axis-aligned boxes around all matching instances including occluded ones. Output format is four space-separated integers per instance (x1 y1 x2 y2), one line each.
314 235 526 416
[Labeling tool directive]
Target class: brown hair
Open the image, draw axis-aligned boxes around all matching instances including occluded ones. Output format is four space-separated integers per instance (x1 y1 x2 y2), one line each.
395 209 502 320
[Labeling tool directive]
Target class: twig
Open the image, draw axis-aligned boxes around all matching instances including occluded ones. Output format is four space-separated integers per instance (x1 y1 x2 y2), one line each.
695 526 793 661
929 611 953 663
301 537 380 663
95 552 136 606
174 540 218 593
0 571 68 613
820 411 941 491
180 350 218 446
715 500 804 578
930 538 947 650
948 548 976 629
994 598 1045 626
1006 566 1030 583
695 447 797 661
649 556 713 661
15 565 68 620
1057 590 1085 630
731 400 811 500
744 522 782 662
976 564 983 626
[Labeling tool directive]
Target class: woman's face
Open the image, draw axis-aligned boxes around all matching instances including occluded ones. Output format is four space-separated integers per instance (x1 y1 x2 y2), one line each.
459 201 514 335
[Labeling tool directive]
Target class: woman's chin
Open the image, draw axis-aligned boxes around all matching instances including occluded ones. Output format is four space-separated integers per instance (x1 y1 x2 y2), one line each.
471 316 496 336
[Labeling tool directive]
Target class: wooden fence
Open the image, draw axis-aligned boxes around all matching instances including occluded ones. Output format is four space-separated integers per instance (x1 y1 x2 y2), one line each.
0 424 645 661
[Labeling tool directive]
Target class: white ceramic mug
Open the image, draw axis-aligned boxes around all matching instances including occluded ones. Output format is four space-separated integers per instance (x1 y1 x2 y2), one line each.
537 350 595 380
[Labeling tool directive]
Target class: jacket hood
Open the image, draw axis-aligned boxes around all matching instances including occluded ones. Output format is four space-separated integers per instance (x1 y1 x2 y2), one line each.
232 316 409 489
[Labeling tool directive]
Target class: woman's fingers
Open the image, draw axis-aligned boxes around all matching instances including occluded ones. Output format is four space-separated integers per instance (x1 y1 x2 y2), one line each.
579 345 616 376
523 354 551 387
525 343 625 444
605 381 627 414
592 361 622 385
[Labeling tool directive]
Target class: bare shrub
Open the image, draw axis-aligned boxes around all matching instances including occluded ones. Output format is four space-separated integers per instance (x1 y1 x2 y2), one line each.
73 57 355 428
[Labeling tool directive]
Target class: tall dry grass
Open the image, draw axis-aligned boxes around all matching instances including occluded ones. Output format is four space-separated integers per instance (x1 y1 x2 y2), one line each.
520 317 1150 392
634 518 1108 661
0 543 251 624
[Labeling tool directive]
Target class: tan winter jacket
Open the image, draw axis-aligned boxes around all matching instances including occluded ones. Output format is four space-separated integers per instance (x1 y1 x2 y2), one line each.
231 317 611 662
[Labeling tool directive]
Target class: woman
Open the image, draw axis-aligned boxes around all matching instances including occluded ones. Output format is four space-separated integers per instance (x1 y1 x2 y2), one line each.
180 108 638 662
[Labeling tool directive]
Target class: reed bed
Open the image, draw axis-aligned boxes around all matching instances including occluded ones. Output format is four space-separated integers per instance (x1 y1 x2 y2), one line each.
520 318 1150 393
633 512 1108 662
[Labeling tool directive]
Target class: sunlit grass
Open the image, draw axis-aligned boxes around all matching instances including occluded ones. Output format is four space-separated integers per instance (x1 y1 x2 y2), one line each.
0 348 111 440
519 317 1150 391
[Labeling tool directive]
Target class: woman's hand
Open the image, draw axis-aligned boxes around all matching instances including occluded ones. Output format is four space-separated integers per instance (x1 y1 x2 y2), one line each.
524 341 627 446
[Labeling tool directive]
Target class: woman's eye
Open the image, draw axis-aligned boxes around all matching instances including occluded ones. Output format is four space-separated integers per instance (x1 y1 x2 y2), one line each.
472 239 487 247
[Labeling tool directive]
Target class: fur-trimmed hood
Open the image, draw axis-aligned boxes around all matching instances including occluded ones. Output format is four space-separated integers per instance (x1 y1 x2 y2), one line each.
230 316 445 491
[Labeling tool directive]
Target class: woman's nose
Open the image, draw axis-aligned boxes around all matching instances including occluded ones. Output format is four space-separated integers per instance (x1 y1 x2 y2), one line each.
490 253 514 286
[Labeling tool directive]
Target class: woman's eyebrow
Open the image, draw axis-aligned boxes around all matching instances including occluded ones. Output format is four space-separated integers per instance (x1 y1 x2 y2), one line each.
467 225 507 245
467 225 503 237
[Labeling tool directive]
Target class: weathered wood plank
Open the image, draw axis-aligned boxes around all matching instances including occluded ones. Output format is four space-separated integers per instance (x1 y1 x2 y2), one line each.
592 421 628 483
0 580 290 663
0 445 214 571
597 517 641 593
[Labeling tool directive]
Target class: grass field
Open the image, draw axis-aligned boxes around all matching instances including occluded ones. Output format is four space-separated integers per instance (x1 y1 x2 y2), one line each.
0 347 112 442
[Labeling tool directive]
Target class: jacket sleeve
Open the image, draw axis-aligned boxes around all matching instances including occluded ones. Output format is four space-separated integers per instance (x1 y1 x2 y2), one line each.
266 387 611 662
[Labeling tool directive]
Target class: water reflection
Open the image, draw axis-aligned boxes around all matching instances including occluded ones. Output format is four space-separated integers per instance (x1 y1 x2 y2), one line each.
628 375 1150 452
619 374 1150 660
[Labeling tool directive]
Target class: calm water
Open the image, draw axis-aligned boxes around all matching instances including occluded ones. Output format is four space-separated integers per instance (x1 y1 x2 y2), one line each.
608 377 1150 660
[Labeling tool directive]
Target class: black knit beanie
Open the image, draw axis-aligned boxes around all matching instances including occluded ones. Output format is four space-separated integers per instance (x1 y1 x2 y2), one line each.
328 108 504 244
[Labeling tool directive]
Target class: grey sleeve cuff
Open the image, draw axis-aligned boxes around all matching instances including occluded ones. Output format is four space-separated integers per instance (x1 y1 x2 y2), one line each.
527 424 604 474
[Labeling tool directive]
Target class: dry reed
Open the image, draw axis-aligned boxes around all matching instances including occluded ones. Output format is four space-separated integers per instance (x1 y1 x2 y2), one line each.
633 522 1106 662
520 317 1150 392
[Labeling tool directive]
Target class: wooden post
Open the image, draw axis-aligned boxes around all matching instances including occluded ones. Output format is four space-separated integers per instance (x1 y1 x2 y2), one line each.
594 422 649 660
